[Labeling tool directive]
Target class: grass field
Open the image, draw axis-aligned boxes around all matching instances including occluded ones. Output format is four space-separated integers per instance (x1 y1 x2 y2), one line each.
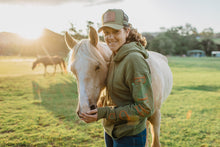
0 56 219 147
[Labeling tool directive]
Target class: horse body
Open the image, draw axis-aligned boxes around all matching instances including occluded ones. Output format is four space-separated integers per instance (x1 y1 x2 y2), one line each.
32 56 67 75
65 26 173 147
146 51 173 146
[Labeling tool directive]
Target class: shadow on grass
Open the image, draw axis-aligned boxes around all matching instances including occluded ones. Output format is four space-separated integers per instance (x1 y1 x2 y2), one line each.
32 77 79 124
175 85 220 92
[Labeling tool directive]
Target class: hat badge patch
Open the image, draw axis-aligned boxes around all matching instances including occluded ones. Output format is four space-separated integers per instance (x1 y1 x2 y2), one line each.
103 11 115 23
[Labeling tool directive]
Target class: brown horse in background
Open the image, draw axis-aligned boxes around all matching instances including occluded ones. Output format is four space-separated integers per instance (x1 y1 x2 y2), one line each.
32 56 67 75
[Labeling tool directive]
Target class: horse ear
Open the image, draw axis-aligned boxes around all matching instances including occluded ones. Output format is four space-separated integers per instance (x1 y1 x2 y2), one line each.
64 32 77 50
89 26 98 47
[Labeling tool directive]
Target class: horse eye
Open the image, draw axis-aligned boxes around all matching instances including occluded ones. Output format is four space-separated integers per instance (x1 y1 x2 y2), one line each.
95 65 100 71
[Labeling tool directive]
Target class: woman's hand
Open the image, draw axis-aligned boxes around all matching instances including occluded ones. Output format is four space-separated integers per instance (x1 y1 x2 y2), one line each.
79 109 98 123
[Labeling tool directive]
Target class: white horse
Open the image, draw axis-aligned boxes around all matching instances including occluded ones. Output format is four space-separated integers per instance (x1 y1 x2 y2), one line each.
65 26 173 147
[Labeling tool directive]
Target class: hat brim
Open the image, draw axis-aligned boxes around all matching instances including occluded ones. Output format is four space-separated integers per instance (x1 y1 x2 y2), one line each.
98 24 124 33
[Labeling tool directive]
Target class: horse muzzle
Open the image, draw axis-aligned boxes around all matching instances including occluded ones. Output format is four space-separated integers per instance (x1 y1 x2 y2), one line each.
76 103 97 118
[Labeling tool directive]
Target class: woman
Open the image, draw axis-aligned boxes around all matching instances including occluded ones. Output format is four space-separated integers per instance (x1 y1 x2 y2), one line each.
80 9 154 147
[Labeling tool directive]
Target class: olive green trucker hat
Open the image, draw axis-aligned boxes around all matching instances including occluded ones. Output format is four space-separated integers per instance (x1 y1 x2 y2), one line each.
98 9 129 33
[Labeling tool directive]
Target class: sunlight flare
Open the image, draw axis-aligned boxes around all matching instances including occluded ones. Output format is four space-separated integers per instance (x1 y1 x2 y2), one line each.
18 29 43 40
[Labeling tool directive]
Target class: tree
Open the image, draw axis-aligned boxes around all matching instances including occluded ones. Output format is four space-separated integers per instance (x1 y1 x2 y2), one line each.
66 23 87 40
179 23 198 36
200 39 217 56
142 32 155 49
200 28 214 39
149 33 175 55
164 24 199 55
199 28 217 56
86 21 94 35
69 23 77 34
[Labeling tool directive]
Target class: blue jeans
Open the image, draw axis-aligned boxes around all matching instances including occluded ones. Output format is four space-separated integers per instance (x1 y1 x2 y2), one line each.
105 129 146 147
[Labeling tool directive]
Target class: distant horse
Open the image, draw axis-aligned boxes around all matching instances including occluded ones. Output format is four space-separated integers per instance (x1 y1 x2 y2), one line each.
32 56 67 75
65 26 173 147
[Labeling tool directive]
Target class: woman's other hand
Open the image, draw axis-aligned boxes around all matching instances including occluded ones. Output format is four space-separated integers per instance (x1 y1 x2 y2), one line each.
79 109 98 123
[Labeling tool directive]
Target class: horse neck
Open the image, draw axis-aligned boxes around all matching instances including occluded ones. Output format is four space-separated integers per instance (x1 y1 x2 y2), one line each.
36 59 43 64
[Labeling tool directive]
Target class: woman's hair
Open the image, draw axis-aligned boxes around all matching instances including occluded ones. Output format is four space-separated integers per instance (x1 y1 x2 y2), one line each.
124 24 147 47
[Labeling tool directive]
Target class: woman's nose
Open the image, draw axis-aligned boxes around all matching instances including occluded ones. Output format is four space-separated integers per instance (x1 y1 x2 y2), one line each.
106 33 114 39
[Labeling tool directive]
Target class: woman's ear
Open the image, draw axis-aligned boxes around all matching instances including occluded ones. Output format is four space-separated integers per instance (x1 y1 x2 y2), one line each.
126 28 130 37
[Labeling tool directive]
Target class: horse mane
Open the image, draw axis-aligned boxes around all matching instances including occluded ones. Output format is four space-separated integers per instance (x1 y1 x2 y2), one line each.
68 39 109 72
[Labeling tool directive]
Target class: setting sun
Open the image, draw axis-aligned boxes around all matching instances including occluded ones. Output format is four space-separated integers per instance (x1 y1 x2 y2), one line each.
18 29 43 40
0 4 51 40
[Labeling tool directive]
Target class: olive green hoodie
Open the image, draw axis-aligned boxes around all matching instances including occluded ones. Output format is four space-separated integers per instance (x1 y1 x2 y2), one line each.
97 42 154 139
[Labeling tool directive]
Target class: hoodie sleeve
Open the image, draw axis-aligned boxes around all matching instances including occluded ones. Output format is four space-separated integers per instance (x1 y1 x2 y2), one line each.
97 52 154 122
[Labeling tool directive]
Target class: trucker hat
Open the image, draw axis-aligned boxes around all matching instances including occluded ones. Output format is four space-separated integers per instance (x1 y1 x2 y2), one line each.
98 9 129 33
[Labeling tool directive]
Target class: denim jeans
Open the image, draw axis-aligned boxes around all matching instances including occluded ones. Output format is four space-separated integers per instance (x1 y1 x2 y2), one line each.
105 129 146 147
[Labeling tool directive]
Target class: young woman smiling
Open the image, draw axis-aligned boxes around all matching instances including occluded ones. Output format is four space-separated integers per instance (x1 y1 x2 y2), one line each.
80 9 154 147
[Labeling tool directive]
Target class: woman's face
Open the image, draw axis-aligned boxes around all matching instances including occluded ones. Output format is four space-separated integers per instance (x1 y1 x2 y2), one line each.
103 27 130 53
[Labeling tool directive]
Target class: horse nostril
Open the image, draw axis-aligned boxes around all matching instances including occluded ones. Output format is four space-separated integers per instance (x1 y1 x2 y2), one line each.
90 105 96 110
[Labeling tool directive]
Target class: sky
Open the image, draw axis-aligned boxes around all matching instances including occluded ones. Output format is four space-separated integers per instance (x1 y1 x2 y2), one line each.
0 0 219 39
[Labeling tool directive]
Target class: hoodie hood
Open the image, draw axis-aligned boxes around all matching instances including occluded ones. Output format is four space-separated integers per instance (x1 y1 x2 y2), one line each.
113 42 149 62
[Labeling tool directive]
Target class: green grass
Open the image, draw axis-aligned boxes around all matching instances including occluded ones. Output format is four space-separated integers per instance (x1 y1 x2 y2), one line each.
161 57 220 146
0 56 219 146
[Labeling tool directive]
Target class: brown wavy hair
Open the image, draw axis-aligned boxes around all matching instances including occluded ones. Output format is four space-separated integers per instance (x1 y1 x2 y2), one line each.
124 24 147 47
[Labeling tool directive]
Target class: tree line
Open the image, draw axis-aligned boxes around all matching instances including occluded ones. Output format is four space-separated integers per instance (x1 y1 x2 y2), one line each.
1 22 218 57
142 24 219 56
68 22 219 56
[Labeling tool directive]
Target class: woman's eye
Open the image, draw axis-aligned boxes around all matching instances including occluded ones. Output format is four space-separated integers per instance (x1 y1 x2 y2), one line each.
104 32 109 36
113 30 119 34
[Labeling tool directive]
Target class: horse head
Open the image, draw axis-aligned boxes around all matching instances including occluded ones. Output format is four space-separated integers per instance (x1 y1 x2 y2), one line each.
65 26 111 115
32 60 38 70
